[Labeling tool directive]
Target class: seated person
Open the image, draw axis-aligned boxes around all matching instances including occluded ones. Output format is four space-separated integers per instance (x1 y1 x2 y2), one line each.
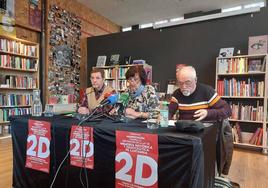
124 66 159 119
78 69 114 114
169 66 231 121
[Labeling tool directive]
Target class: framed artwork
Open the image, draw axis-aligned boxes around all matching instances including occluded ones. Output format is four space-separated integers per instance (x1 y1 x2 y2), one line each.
96 55 107 67
219 47 234 57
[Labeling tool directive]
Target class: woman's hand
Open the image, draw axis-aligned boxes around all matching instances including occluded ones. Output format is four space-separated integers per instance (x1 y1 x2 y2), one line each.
125 108 139 119
125 108 148 119
78 107 90 114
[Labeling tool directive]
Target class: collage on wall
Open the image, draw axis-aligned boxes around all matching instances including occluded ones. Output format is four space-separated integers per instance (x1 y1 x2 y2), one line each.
47 5 81 104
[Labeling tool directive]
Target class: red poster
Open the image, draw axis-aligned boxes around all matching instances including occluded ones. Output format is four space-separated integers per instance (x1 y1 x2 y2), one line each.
70 125 94 169
26 119 51 173
115 131 158 188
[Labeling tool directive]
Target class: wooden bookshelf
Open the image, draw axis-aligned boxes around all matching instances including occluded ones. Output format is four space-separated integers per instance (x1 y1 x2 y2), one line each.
229 119 263 124
234 142 263 149
0 87 37 90
0 121 10 124
0 35 39 135
218 72 266 76
216 54 268 153
0 67 37 72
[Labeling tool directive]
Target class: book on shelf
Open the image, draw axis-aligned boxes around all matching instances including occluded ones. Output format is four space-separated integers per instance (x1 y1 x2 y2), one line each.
217 56 266 74
0 107 32 122
0 55 37 70
249 128 262 145
232 125 239 143
104 69 116 79
104 80 116 89
248 59 263 72
234 123 242 143
217 78 264 97
0 38 37 57
232 124 263 146
0 93 32 106
256 128 263 146
0 75 37 88
229 101 263 122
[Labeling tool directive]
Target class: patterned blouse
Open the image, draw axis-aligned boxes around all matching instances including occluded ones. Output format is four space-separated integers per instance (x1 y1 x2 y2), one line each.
126 85 159 113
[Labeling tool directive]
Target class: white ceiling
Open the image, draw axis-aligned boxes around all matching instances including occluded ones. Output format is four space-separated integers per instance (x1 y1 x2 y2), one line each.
76 0 265 27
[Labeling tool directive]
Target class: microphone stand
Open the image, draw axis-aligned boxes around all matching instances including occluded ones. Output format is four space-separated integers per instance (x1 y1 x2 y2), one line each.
88 105 116 121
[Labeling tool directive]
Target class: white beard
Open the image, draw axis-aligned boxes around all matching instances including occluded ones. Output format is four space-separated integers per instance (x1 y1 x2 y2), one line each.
182 90 191 96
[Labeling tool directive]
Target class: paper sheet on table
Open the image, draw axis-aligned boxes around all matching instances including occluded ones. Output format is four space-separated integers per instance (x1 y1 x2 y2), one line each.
142 119 176 126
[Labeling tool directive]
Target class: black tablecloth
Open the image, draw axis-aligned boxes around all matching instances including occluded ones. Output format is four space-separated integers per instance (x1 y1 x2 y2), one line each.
10 115 217 188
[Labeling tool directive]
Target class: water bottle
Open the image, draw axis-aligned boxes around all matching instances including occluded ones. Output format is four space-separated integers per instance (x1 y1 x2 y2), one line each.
160 101 169 127
32 89 43 116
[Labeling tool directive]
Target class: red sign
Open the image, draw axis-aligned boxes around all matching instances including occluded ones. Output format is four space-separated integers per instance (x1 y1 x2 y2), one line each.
26 119 51 173
115 131 158 188
70 125 94 169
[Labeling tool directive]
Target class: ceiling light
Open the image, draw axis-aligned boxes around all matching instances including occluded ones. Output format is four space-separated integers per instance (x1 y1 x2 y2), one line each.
139 23 153 29
154 7 260 29
122 27 132 32
154 20 168 25
170 17 184 22
244 2 265 9
222 6 242 13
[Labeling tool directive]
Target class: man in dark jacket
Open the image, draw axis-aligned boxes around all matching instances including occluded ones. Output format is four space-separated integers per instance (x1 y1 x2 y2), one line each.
169 66 233 175
169 66 232 121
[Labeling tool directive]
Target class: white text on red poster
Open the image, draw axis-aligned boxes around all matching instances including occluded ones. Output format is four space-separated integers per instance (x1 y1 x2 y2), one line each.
26 119 51 173
115 130 158 188
70 125 94 169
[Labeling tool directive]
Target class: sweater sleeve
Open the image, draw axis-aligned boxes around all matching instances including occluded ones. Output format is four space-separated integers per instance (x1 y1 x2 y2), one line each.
168 96 179 119
206 95 232 120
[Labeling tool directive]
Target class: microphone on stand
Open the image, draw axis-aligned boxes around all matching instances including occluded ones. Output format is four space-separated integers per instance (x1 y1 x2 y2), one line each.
98 93 119 108
114 93 131 123
118 93 130 106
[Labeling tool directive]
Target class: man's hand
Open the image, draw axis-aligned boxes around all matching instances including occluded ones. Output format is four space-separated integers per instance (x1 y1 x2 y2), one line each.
194 109 208 121
78 107 90 114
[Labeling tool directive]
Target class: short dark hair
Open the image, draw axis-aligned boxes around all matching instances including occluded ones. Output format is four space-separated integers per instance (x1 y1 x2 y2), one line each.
125 65 147 85
90 69 104 78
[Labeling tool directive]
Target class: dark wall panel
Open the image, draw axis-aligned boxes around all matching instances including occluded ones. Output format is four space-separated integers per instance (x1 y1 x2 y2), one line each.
87 7 268 91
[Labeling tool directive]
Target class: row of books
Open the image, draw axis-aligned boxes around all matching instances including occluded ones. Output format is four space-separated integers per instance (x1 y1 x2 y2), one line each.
0 75 37 89
0 93 32 106
118 67 129 79
0 107 31 122
118 80 127 91
104 80 116 89
0 55 37 70
217 78 264 97
232 123 263 146
218 57 265 74
104 69 116 79
229 102 264 121
0 38 37 57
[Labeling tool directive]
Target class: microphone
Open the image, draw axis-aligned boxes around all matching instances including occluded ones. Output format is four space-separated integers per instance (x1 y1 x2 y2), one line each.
104 92 113 99
118 93 130 107
99 94 119 107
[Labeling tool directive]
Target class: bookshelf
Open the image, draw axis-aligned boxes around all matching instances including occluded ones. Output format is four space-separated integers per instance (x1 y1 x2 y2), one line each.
215 54 268 153
0 35 39 135
92 64 152 92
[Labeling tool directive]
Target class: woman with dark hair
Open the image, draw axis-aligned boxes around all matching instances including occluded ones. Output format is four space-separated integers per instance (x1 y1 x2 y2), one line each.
124 66 159 119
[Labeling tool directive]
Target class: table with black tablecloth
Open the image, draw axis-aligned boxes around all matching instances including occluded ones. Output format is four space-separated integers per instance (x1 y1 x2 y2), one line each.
10 115 217 188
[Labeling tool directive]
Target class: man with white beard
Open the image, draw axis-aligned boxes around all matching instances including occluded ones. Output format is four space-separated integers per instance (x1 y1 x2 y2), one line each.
169 66 231 121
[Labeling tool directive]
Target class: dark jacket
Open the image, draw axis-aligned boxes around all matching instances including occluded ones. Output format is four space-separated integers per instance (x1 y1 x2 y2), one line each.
216 119 233 175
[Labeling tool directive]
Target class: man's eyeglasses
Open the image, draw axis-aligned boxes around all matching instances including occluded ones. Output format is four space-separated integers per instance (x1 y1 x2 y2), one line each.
178 80 193 87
